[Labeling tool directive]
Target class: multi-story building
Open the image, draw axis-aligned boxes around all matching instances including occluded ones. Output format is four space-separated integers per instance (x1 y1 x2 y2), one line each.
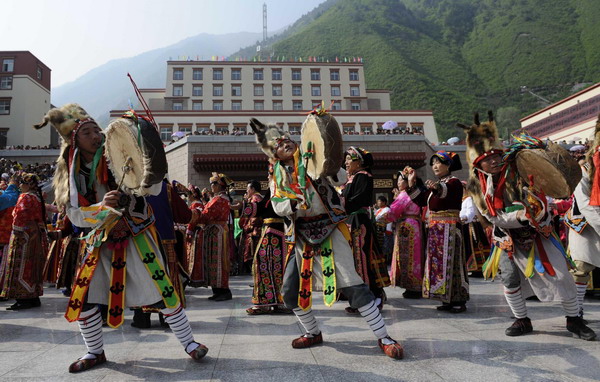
0 51 53 148
110 59 443 199
519 82 600 143
113 60 438 143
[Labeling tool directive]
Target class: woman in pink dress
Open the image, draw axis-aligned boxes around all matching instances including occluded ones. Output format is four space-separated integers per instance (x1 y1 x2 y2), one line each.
388 171 424 299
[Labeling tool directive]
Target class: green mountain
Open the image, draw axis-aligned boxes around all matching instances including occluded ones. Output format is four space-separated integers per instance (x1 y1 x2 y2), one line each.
241 0 600 141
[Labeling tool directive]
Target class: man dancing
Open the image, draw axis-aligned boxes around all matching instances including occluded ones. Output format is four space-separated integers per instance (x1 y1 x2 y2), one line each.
34 104 208 372
461 111 595 340
249 111 403 359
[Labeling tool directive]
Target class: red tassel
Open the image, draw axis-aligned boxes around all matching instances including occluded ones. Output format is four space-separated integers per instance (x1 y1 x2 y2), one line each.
590 151 600 206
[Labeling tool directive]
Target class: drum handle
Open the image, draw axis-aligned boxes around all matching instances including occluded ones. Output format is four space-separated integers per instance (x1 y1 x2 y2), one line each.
117 157 133 190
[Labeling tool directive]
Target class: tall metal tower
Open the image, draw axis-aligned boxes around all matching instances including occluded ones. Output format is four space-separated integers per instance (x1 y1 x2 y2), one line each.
263 3 268 43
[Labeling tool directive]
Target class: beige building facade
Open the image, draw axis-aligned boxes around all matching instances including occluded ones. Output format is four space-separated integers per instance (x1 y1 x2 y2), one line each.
112 60 439 144
0 51 53 148
519 82 600 143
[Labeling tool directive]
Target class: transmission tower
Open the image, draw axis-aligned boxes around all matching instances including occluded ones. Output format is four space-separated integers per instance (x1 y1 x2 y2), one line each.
263 3 268 43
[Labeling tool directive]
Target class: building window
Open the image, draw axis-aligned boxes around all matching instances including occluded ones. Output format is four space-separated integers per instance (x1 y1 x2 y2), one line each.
254 101 264 111
350 86 360 96
173 68 183 80
230 85 241 97
254 85 264 96
311 85 321 97
361 125 372 134
2 59 14 72
0 99 10 115
253 69 264 80
213 101 223 111
332 101 341 110
349 70 359 81
330 70 340 81
172 85 183 96
351 102 361 110
312 100 322 109
272 85 282 96
272 69 282 81
343 125 355 134
310 69 320 81
172 102 183 111
160 126 172 141
193 68 203 80
0 76 12 90
213 85 223 96
331 85 341 96
272 101 283 111
292 69 301 81
213 68 223 80
292 100 303 111
192 101 203 111
231 68 241 80
232 101 242 110
178 126 192 134
289 125 301 135
192 85 203 96
36 67 43 80
292 85 302 96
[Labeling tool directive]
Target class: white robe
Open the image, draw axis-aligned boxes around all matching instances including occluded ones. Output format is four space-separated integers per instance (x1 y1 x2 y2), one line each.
569 172 600 268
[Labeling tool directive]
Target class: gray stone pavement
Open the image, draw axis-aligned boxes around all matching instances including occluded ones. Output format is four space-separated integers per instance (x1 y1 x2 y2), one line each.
1 276 599 382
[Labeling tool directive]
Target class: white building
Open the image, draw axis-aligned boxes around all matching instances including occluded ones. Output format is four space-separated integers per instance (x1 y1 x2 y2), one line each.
111 59 439 144
520 83 600 143
0 51 53 148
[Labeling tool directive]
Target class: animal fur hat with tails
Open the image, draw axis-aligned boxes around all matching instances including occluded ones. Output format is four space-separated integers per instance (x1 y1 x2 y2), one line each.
249 118 292 159
457 111 518 217
33 103 99 208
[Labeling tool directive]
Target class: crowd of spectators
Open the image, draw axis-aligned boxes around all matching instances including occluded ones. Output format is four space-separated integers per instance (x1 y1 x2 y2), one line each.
2 144 60 150
0 158 55 182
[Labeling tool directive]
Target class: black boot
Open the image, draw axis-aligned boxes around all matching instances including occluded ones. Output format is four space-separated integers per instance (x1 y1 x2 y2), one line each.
131 309 151 329
213 288 232 301
566 316 596 341
505 317 533 336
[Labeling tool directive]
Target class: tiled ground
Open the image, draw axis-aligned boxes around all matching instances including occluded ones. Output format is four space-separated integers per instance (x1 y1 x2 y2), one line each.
1 276 599 381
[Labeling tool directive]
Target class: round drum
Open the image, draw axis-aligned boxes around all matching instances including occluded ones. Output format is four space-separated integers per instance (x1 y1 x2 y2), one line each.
514 141 581 199
104 117 167 195
301 113 344 180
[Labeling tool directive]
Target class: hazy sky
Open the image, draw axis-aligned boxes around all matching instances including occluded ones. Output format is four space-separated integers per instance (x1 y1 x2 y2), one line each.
1 0 326 88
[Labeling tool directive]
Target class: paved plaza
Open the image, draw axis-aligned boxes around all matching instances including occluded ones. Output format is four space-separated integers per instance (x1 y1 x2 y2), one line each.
1 276 599 382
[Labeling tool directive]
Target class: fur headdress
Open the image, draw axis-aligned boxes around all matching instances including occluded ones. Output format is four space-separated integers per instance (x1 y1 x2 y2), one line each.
458 111 517 217
249 118 292 159
457 111 503 166
32 103 101 208
33 103 96 142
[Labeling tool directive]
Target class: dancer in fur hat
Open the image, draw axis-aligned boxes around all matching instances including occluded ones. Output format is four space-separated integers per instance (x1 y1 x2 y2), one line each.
566 114 600 322
461 111 595 340
34 104 208 372
249 110 404 360
405 151 469 313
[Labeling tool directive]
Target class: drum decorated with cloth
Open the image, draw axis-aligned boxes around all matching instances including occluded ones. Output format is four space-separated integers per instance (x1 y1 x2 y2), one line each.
300 111 344 180
510 138 581 199
104 116 168 196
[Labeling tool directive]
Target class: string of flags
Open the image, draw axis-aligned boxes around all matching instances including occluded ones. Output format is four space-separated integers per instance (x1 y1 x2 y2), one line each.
168 55 365 63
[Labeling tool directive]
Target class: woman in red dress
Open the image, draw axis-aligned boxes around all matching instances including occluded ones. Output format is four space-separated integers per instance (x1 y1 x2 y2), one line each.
0 173 49 310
